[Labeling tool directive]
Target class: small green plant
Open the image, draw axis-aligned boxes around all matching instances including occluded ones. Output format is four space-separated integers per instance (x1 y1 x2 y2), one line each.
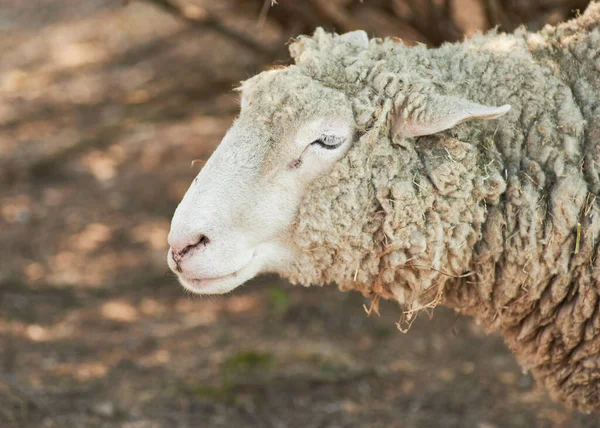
267 287 291 315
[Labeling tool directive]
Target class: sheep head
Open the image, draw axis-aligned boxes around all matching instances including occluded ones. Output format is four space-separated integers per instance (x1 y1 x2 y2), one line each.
167 29 510 296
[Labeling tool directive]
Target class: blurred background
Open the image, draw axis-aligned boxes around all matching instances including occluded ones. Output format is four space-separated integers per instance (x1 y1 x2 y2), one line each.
0 0 598 427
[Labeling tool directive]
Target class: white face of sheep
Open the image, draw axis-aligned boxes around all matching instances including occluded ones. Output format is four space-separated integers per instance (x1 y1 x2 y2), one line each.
167 69 356 294
167 31 511 295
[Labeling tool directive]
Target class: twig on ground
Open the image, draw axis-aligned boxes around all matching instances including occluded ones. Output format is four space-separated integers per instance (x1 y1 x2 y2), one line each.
257 0 276 27
138 0 275 56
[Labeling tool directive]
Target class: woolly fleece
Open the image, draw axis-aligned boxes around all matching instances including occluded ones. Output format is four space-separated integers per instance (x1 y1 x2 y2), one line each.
241 3 600 412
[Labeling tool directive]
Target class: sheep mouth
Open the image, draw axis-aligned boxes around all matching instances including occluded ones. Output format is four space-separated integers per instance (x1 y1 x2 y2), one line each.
185 271 240 287
176 252 257 295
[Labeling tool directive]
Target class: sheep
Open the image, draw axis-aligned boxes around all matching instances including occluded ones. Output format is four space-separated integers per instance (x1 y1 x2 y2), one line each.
167 2 600 413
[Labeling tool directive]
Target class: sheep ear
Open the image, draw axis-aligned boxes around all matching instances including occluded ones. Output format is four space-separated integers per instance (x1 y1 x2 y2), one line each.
339 30 369 50
393 95 511 138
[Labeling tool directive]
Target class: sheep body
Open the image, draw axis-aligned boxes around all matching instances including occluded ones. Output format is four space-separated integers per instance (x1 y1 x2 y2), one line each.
283 3 600 412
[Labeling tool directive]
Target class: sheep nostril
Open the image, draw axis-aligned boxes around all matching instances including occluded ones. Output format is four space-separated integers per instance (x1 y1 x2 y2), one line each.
178 234 210 257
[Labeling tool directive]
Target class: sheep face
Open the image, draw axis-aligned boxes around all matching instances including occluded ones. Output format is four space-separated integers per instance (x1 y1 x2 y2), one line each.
167 68 356 294
167 29 512 295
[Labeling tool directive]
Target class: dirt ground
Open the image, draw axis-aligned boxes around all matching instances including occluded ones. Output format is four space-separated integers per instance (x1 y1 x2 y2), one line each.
1 1 599 427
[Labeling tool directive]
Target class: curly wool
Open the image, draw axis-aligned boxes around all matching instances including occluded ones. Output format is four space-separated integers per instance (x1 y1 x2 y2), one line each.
283 3 600 412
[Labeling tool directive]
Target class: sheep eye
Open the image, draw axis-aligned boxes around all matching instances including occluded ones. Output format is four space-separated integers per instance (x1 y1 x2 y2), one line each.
310 136 343 150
